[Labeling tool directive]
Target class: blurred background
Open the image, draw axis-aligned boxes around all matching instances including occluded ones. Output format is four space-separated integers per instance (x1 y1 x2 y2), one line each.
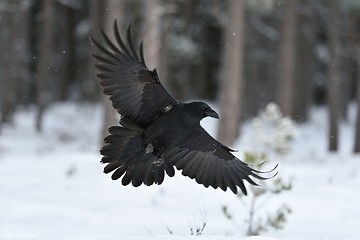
1 0 360 149
1 0 360 239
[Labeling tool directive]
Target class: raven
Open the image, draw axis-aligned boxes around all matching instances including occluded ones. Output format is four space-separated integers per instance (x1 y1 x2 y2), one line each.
91 21 276 195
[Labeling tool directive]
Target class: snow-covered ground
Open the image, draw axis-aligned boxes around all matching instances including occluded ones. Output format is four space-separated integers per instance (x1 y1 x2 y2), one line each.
0 103 359 240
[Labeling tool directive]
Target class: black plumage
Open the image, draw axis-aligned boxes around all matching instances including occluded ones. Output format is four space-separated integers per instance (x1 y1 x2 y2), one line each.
91 21 276 195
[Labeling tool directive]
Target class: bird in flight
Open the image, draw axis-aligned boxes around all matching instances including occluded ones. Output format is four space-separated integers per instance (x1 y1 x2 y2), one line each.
91 21 276 195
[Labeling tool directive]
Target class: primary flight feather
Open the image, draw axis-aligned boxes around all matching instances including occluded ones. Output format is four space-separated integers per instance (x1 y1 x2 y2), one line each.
91 21 276 195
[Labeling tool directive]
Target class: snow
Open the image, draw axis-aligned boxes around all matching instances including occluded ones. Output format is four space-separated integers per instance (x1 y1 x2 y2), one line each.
0 103 359 240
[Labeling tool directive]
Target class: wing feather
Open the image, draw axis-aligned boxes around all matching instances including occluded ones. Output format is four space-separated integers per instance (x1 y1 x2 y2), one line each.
91 21 177 128
165 129 276 195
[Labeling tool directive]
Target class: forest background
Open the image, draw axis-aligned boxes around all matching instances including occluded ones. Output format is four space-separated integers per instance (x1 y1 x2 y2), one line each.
1 0 360 150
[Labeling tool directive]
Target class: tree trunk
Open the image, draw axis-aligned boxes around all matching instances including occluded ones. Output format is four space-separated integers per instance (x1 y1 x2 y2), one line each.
87 0 105 102
217 0 246 146
99 0 124 141
175 0 197 100
0 0 32 128
143 0 160 71
341 14 357 121
158 4 176 90
278 0 297 118
294 0 315 122
36 0 55 132
59 4 76 101
0 7 17 128
354 53 360 153
17 0 32 106
327 0 340 151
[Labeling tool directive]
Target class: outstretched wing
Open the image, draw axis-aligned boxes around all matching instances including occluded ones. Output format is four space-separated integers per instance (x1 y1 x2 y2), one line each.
163 129 276 195
91 21 177 128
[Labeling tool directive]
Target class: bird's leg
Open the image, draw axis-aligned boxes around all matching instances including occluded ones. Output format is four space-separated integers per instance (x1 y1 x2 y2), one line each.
144 142 163 166
145 143 154 154
152 158 163 166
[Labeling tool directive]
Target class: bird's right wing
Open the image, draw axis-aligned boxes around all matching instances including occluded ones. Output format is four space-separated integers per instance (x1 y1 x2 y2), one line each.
91 21 177 128
163 129 276 195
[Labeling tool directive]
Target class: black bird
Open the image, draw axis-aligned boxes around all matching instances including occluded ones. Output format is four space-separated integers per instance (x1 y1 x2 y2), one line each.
91 21 276 195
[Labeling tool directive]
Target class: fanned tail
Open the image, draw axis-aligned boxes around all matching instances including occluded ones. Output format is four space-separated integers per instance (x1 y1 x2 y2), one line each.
101 120 174 187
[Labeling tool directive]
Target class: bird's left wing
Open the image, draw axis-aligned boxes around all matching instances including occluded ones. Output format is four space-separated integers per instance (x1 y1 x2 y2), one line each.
163 129 276 195
91 21 177 128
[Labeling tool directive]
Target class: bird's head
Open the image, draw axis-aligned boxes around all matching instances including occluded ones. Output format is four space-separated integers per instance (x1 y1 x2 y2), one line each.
185 102 219 120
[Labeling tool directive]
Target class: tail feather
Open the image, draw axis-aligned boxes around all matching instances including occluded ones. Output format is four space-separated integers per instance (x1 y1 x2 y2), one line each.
154 165 165 184
144 164 156 186
132 162 146 187
104 161 121 174
121 168 135 186
101 127 137 164
162 157 175 177
111 166 127 180
101 122 175 187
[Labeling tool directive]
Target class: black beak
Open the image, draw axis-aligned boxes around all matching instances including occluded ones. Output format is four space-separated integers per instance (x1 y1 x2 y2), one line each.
207 109 219 119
